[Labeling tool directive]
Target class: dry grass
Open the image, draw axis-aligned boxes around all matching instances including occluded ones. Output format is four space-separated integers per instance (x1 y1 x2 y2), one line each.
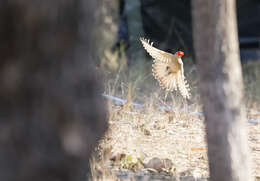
92 1 260 179
100 104 208 176
91 103 260 181
90 54 260 181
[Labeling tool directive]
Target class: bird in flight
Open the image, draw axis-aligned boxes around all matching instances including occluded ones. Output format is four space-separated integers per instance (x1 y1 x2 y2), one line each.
140 37 190 99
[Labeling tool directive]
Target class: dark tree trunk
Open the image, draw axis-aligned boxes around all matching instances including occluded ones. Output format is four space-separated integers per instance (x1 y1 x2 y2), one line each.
0 1 107 181
191 0 251 181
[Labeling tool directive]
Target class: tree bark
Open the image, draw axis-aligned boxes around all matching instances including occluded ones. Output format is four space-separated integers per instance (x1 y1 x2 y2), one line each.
191 0 252 181
0 1 107 181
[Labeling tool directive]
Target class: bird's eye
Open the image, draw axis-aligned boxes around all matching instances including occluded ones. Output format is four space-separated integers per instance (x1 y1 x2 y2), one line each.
178 51 184 57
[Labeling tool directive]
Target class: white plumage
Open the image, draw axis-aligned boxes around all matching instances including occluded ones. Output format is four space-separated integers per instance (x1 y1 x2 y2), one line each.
140 37 190 99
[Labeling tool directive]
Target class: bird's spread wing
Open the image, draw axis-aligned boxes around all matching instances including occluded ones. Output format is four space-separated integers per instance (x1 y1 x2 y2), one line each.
153 62 190 98
152 61 178 91
140 37 191 99
140 37 173 63
177 70 190 99
177 61 190 99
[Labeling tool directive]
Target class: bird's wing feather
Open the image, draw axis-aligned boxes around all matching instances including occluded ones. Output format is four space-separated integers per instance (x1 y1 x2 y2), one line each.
140 37 191 99
152 60 190 99
152 61 178 91
140 37 175 63
177 70 190 99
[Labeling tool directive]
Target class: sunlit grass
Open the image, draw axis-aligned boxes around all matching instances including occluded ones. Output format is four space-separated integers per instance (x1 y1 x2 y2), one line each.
90 43 260 181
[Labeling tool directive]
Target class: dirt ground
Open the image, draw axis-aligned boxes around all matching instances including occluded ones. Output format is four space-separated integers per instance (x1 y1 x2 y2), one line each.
90 59 260 181
91 100 260 181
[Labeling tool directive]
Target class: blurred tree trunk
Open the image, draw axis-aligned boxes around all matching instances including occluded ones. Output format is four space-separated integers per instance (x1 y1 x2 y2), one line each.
0 1 107 181
192 0 252 181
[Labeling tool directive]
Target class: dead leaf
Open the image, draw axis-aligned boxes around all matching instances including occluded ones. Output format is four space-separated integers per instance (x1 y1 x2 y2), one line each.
190 147 205 151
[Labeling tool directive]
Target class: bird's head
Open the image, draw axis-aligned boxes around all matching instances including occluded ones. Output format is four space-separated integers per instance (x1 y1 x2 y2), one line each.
176 51 184 57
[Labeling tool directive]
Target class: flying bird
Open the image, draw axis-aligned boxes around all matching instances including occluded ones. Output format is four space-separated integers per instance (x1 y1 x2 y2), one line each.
140 37 190 99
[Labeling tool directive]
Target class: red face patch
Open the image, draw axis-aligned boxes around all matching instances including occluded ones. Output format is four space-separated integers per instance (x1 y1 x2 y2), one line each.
177 51 184 57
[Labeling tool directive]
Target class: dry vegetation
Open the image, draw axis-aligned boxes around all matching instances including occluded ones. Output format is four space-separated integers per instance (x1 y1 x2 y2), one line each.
92 2 260 180
89 48 260 181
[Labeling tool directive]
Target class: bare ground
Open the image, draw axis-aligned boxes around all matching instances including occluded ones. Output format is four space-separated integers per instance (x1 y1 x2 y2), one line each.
91 97 260 181
90 60 260 181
